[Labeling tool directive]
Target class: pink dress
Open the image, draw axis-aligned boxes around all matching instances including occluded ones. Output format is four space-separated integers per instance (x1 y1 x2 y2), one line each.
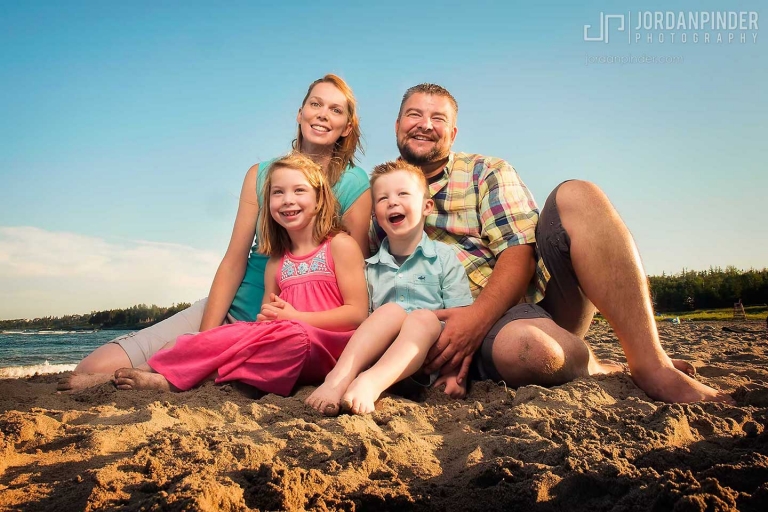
147 238 354 396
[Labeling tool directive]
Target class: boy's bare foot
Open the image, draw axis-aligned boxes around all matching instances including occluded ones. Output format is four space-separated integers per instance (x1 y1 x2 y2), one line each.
57 372 113 392
632 363 735 404
340 372 382 415
306 373 354 416
113 368 171 391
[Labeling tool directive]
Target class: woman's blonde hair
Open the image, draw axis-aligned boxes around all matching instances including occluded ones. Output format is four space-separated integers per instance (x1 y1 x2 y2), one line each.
293 74 363 187
258 152 344 257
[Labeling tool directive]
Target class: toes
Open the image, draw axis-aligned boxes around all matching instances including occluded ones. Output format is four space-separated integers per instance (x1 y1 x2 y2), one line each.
323 403 340 417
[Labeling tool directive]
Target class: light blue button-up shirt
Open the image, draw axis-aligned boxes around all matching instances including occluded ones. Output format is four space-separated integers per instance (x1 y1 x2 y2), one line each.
365 232 474 313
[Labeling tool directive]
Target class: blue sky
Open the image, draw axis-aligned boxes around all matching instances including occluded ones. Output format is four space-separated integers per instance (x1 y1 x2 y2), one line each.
1 0 765 319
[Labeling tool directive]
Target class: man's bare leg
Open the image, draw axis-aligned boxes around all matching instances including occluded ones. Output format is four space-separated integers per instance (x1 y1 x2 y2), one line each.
342 309 442 414
306 303 407 416
554 180 732 403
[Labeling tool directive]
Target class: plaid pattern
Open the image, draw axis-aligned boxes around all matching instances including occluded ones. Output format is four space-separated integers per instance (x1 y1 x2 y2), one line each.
371 152 549 303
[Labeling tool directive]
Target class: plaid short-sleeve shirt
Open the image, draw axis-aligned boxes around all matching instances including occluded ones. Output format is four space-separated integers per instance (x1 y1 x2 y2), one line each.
371 152 549 303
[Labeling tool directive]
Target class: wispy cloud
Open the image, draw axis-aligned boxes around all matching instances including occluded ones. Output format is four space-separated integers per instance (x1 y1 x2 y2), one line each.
0 227 221 320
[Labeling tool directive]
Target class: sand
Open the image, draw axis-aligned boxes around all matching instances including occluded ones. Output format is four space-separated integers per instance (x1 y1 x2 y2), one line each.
1 321 767 511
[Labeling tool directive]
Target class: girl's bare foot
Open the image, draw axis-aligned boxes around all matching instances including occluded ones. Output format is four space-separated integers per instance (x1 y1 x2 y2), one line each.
57 372 113 392
113 368 171 391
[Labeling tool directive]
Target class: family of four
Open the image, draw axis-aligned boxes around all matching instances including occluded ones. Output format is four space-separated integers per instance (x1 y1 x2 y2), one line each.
58 75 733 411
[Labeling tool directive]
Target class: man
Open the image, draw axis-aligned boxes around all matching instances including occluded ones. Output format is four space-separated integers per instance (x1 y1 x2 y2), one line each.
373 83 732 404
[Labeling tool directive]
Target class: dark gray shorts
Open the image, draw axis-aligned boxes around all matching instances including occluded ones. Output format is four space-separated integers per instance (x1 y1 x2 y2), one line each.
471 181 592 382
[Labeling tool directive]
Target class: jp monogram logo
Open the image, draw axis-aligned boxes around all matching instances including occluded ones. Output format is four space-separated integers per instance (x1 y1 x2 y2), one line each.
584 12 626 43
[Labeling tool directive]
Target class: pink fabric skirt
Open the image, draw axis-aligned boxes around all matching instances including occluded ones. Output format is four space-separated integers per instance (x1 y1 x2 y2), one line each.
148 320 353 396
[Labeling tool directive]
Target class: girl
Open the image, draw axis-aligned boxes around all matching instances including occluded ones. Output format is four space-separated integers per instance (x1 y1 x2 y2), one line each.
113 153 368 394
59 74 370 391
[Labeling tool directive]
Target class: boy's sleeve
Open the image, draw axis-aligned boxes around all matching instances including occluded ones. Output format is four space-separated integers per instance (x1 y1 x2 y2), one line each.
439 248 474 309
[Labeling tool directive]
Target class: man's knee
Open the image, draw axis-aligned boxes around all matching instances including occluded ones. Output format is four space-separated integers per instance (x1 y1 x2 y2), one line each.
556 180 613 217
491 321 567 386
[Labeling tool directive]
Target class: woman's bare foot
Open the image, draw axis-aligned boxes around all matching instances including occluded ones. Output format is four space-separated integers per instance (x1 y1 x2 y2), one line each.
306 373 354 416
340 372 383 415
631 363 735 404
57 372 113 392
113 368 171 391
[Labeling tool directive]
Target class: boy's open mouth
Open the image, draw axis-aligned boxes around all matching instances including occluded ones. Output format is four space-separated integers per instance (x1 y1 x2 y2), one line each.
388 213 405 224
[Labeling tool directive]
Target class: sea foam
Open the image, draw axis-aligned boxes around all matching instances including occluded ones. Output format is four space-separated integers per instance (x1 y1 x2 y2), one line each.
0 361 76 379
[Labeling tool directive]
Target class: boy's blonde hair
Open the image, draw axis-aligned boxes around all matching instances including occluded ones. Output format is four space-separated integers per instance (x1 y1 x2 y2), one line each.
369 160 429 198
259 152 344 257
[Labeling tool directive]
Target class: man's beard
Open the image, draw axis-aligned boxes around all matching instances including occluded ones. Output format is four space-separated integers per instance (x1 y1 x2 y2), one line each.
397 136 445 166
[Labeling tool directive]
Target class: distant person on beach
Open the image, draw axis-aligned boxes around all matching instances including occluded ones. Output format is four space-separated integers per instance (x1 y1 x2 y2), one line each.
385 83 734 404
59 74 370 392
113 153 368 393
306 161 473 416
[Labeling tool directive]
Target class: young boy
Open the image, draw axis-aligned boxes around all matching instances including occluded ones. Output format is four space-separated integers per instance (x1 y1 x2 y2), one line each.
306 160 474 416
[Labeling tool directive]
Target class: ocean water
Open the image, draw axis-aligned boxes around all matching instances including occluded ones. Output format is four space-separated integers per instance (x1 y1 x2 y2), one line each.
0 330 133 378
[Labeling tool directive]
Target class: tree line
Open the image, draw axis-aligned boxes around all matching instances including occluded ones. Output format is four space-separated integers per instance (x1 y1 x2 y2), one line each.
0 303 192 331
1 267 766 330
649 267 767 312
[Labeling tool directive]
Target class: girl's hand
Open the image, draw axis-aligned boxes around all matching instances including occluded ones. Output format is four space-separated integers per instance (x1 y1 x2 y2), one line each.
259 293 298 321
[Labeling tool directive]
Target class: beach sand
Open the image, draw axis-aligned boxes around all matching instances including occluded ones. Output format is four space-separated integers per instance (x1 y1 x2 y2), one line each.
1 321 767 511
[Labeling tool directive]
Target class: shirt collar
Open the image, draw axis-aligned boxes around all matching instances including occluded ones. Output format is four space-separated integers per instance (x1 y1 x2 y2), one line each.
366 232 437 267
427 152 454 195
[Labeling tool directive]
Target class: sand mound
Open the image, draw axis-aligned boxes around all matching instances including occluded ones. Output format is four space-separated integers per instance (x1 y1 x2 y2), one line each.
2 321 767 511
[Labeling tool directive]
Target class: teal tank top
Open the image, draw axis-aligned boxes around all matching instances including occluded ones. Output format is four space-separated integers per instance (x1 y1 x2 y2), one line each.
228 159 369 321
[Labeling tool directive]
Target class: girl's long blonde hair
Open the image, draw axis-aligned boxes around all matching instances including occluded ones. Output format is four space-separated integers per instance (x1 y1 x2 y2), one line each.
258 152 344 257
293 74 363 187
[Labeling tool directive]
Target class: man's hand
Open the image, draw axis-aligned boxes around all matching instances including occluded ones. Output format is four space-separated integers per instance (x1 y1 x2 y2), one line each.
257 293 298 322
424 305 488 383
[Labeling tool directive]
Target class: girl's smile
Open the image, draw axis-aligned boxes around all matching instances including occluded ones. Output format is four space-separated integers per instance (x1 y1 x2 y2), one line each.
269 167 318 235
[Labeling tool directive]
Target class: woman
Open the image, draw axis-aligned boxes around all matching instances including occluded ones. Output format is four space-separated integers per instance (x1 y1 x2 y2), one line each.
59 74 371 391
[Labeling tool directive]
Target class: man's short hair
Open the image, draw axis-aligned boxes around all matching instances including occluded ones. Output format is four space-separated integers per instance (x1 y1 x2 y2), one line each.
399 83 458 119
370 160 429 198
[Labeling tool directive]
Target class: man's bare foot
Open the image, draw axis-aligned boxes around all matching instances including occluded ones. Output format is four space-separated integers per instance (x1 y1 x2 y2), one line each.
592 358 696 378
306 373 353 416
594 359 629 375
631 363 735 404
113 368 171 391
340 372 383 415
57 372 113 392
671 358 696 377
